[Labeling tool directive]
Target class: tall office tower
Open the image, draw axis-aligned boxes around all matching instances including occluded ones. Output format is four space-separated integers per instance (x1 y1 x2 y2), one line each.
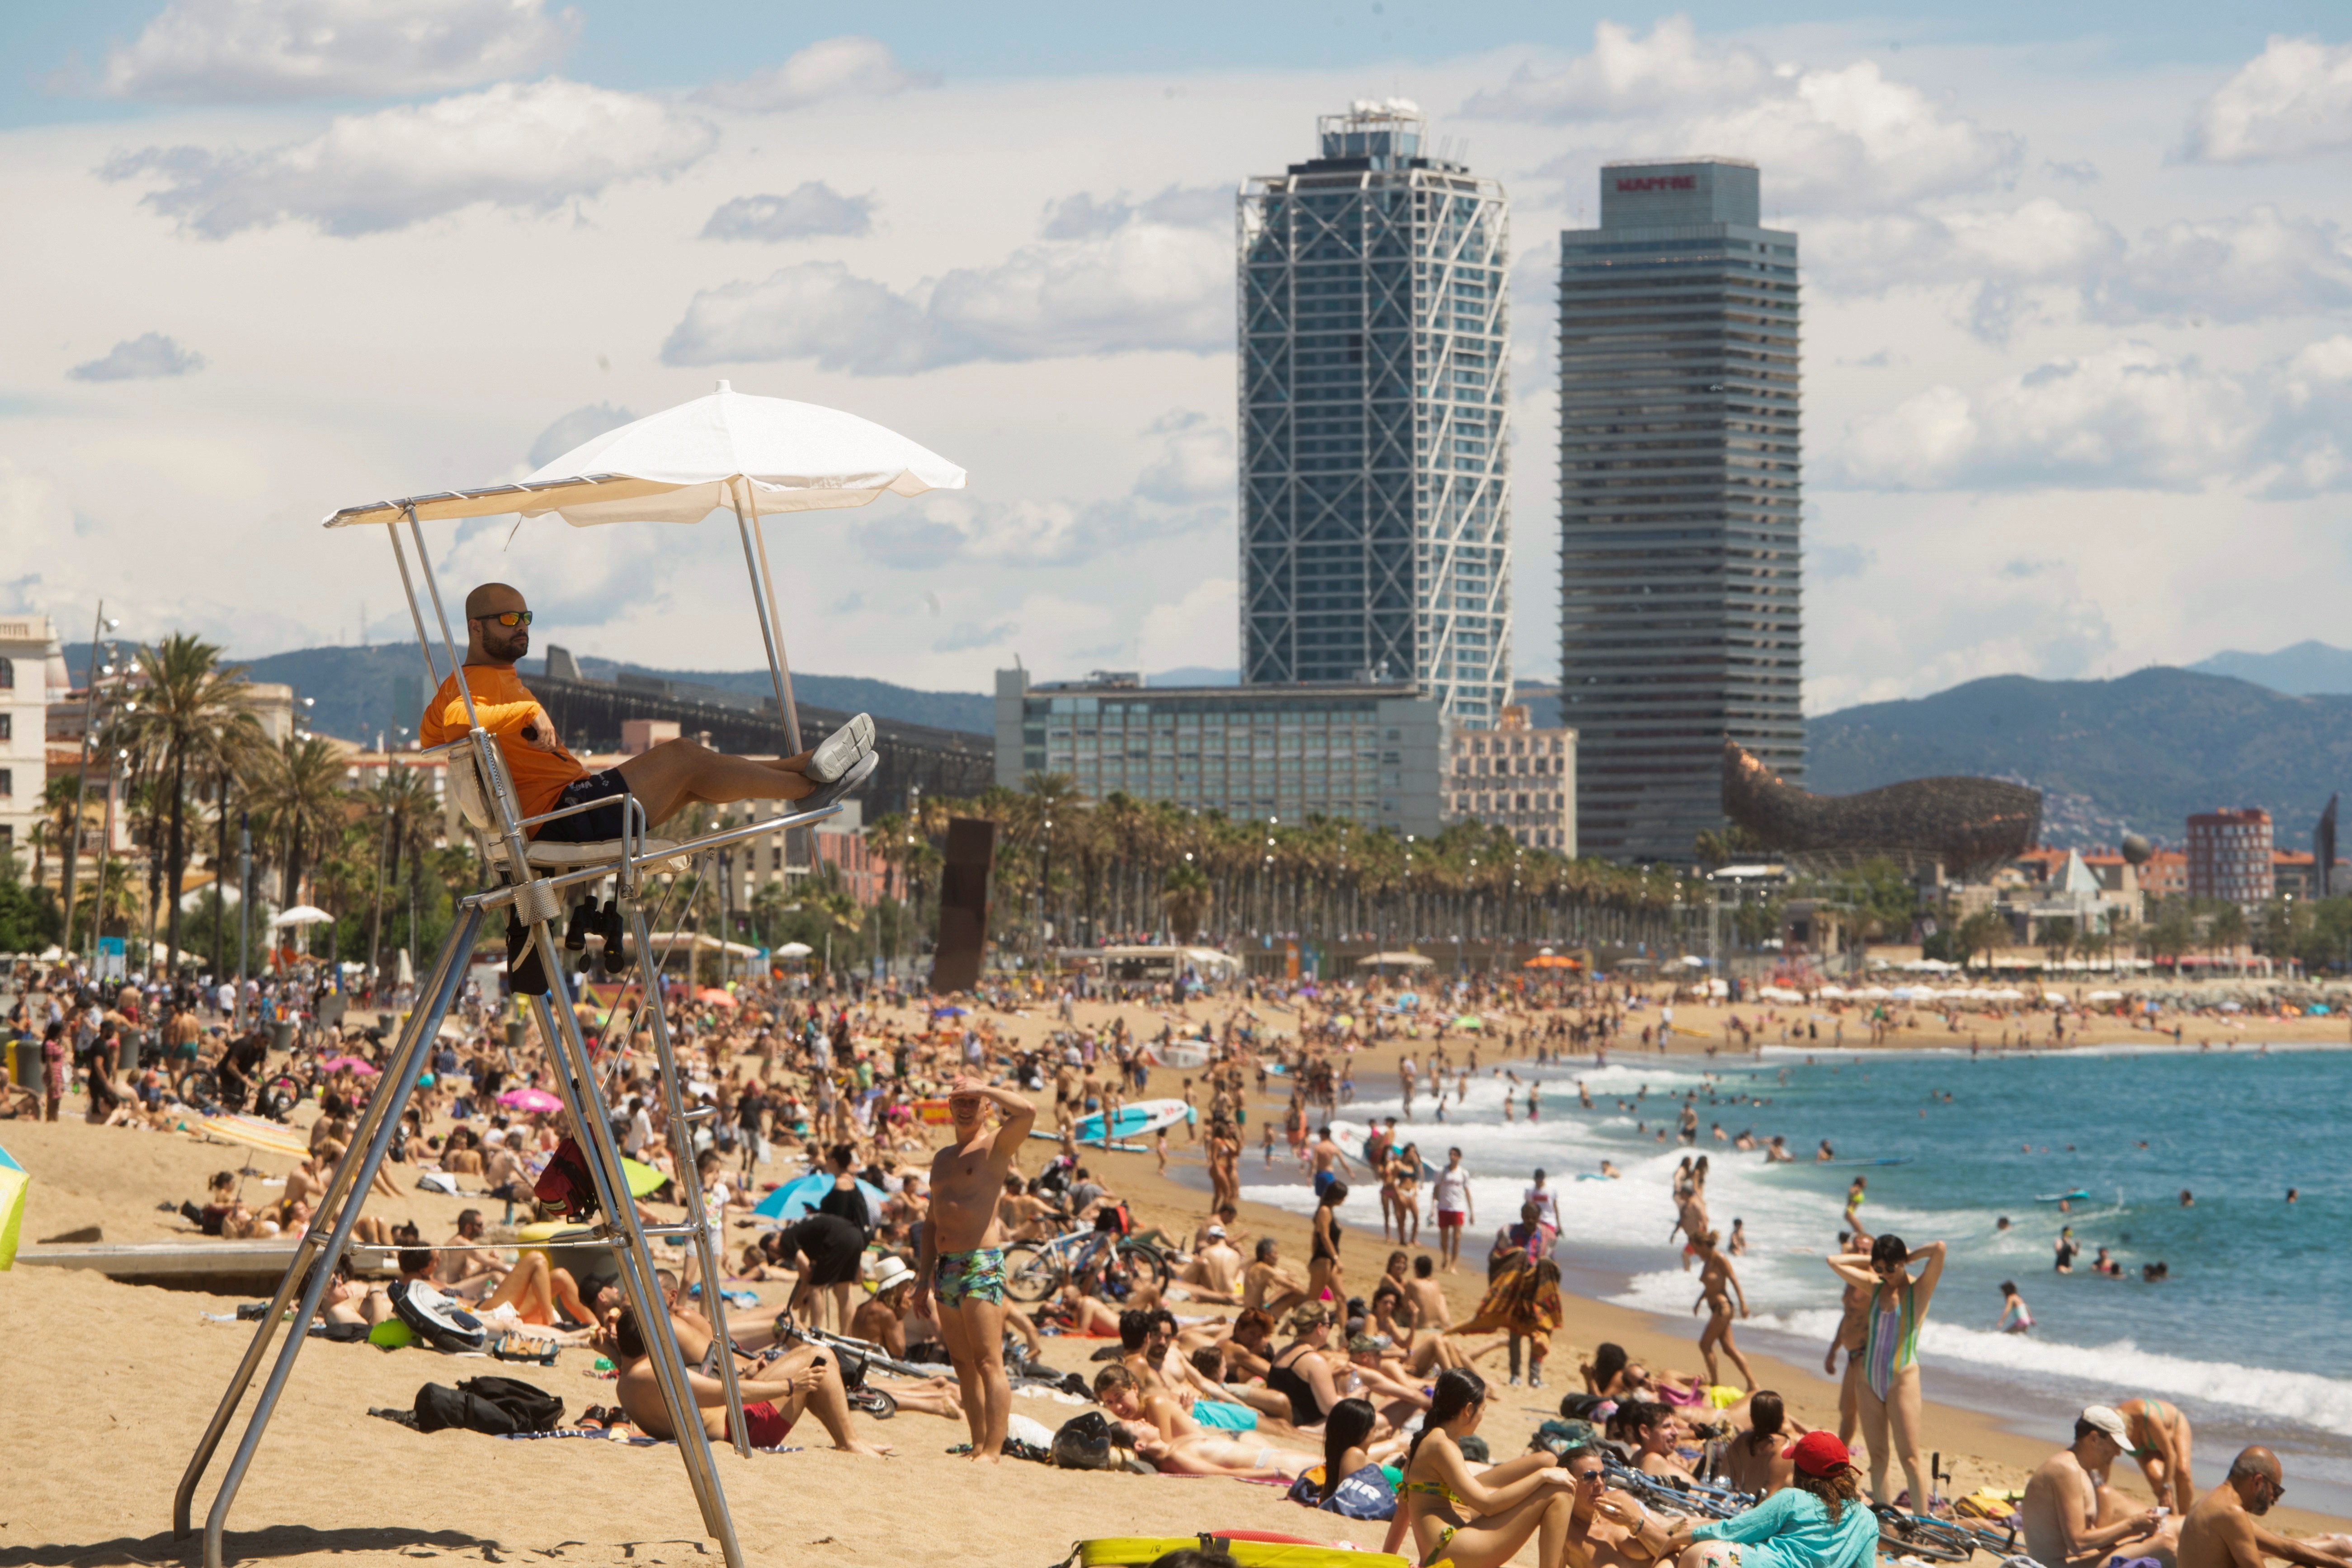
1558 158 1802 863
1239 100 1512 726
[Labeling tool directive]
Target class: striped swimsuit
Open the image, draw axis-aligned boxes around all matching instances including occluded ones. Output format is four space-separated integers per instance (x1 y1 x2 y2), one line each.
1863 1281 1920 1400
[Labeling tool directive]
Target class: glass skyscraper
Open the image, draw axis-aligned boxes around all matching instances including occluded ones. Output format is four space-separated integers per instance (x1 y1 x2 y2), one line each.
1557 158 1803 863
1238 100 1511 727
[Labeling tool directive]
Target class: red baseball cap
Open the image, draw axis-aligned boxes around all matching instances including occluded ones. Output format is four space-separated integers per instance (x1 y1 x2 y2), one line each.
1785 1431 1853 1477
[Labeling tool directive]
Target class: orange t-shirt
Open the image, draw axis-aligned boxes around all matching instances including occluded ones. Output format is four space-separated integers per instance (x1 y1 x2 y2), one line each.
419 665 588 827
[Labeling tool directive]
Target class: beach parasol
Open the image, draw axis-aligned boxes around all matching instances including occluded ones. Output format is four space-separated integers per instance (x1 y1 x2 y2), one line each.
698 988 738 1006
497 1088 563 1115
933 1004 969 1017
195 1113 311 1160
315 1055 380 1076
1452 1014 1483 1029
754 1171 888 1224
0 1142 24 1269
774 942 814 958
268 905 334 928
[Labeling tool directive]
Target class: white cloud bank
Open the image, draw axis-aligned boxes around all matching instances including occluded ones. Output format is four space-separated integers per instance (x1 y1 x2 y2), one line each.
1829 337 2352 497
102 79 716 237
1466 16 2020 210
697 36 938 113
702 183 875 241
84 0 577 101
2182 35 2352 164
663 221 1230 372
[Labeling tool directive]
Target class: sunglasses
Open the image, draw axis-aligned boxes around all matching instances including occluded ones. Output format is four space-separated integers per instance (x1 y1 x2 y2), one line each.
474 610 533 627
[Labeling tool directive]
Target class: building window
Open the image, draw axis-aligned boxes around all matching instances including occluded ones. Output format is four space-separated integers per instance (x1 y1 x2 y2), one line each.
0 768 12 796
0 713 9 743
0 658 12 690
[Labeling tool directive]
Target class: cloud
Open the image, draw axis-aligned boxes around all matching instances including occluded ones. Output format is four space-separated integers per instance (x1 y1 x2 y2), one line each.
528 402 635 469
1473 18 2019 211
1810 542 1875 581
662 223 1230 372
933 620 1015 654
698 36 937 113
1133 411 1234 504
1826 339 2352 496
67 333 206 381
102 79 715 238
701 182 874 241
1040 183 1232 240
1805 201 2352 336
2182 35 2352 164
858 411 1230 570
80 0 577 102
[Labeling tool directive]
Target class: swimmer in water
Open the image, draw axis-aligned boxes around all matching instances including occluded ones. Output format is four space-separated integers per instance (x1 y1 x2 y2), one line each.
1997 1280 2033 1334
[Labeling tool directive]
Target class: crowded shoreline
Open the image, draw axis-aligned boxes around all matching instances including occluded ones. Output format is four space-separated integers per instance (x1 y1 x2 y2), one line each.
6 961 2349 1568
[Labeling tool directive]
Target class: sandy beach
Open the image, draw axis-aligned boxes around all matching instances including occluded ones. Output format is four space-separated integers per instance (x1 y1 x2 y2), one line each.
5 991 2345 1568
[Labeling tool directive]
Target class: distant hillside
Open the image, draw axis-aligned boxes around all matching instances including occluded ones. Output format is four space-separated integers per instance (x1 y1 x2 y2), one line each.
2189 640 2352 696
1806 667 2352 848
70 642 992 744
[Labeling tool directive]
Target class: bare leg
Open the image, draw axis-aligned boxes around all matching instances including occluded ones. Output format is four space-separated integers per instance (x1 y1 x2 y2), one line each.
938 1294 1010 1461
1837 1351 1860 1447
1886 1365 1928 1510
614 739 818 829
1858 1377 1895 1505
481 1251 556 1323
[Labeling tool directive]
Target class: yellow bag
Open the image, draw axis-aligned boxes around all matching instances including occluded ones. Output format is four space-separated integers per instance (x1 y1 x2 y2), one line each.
1067 1537 1410 1568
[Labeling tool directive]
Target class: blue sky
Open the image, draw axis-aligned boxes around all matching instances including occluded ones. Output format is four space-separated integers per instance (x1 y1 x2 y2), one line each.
3 2 2351 712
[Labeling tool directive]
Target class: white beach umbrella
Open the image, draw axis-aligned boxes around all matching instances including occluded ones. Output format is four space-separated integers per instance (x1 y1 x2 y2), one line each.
325 382 965 529
269 905 334 928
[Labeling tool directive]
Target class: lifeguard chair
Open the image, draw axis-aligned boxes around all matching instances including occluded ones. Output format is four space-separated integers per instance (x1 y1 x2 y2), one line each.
174 384 964 1568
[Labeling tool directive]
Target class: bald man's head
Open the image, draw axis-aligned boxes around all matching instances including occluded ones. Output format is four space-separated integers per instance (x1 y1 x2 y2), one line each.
2229 1446 2283 1511
464 583 531 667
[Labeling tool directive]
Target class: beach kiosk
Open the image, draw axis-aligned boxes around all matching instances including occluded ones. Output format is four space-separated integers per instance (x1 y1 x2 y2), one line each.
174 384 962 1568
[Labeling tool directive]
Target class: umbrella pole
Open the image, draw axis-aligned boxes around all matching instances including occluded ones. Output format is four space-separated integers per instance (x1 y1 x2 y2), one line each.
179 904 479 1565
629 887 751 1455
729 480 802 753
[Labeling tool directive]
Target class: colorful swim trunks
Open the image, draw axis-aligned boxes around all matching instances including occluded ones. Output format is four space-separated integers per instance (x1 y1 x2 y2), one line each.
934 1245 1007 1308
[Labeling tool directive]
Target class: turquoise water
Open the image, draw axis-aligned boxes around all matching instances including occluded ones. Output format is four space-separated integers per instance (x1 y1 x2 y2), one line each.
1243 1041 2352 1507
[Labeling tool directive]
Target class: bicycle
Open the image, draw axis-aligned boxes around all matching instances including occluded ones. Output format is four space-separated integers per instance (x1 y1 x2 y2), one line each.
1002 1224 1170 1304
1872 1505 1980 1564
1603 1462 1752 1522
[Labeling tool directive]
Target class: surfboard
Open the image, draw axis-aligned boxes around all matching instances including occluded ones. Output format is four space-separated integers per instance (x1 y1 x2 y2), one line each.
2035 1189 2091 1203
1032 1097 1192 1145
1150 1041 1210 1069
1821 1157 1916 1168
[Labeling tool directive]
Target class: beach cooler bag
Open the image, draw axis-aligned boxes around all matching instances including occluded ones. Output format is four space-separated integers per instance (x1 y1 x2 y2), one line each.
389 1280 490 1353
1050 1410 1117 1469
1064 1534 1410 1567
1284 1462 1397 1520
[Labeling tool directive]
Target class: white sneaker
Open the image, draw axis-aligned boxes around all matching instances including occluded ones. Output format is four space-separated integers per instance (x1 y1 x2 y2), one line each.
806 713 874 782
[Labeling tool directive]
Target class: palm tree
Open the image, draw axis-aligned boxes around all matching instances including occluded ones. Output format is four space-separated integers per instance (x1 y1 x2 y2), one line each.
248 734 349 912
107 634 264 972
363 764 443 989
1162 860 1211 942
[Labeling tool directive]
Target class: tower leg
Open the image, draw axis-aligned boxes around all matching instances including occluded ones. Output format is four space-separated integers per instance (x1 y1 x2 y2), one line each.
185 906 481 1568
527 918 746 1568
629 892 751 1455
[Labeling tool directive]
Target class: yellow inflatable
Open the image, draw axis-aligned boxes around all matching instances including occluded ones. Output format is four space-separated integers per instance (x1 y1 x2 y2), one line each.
1065 1537 1410 1568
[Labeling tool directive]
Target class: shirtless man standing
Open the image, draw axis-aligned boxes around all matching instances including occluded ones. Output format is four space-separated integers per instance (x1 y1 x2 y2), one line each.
2177 1447 2347 1568
2021 1407 2164 1568
1824 1230 1871 1445
915 1073 1034 1463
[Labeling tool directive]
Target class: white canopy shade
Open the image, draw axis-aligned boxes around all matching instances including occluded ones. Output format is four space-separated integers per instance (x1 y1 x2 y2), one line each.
774 942 815 958
269 905 333 928
323 382 965 528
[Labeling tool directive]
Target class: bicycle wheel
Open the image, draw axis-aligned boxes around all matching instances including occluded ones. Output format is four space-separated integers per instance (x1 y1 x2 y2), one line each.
1874 1507 1978 1563
846 1385 897 1420
1001 1243 1063 1304
1117 1240 1171 1290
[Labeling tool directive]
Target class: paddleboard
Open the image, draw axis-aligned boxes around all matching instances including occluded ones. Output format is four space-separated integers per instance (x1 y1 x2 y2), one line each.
2036 1189 2091 1203
1151 1042 1210 1069
1821 1158 1915 1168
1032 1097 1192 1145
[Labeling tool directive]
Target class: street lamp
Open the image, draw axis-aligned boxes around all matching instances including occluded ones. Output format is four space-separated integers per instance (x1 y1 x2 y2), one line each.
59 609 121 957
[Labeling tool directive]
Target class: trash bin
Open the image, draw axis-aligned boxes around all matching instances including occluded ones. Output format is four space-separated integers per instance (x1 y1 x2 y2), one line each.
9 1038 38 1086
270 1021 296 1053
505 1021 526 1055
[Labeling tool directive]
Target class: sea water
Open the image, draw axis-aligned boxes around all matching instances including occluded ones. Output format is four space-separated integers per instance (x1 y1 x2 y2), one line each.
1239 1041 2352 1511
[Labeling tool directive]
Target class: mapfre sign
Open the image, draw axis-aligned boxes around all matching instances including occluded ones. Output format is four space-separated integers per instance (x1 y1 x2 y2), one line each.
1615 175 1697 193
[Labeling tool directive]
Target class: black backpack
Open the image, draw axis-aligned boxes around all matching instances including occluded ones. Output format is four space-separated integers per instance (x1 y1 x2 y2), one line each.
1049 1410 1117 1469
414 1375 565 1436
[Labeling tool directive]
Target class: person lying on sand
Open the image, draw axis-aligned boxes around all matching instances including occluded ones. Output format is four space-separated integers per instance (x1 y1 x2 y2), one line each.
1093 1365 1315 1480
602 1304 890 1457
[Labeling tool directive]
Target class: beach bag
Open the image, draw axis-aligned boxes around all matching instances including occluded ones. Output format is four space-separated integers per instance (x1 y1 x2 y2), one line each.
533 1136 599 1219
1094 1202 1133 1236
412 1375 562 1436
1050 1410 1118 1470
390 1279 490 1354
1286 1463 1396 1520
1532 1417 1600 1455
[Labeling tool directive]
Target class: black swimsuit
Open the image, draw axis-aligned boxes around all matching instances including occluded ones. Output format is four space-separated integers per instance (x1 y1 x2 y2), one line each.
1267 1344 1327 1426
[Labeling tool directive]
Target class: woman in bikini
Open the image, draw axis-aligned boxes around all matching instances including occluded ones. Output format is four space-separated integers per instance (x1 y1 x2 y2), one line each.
1393 1144 1423 1247
2112 1396 2195 1513
1307 1179 1348 1306
1826 1232 1947 1513
1381 1367 1580 1568
1692 1229 1758 1391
